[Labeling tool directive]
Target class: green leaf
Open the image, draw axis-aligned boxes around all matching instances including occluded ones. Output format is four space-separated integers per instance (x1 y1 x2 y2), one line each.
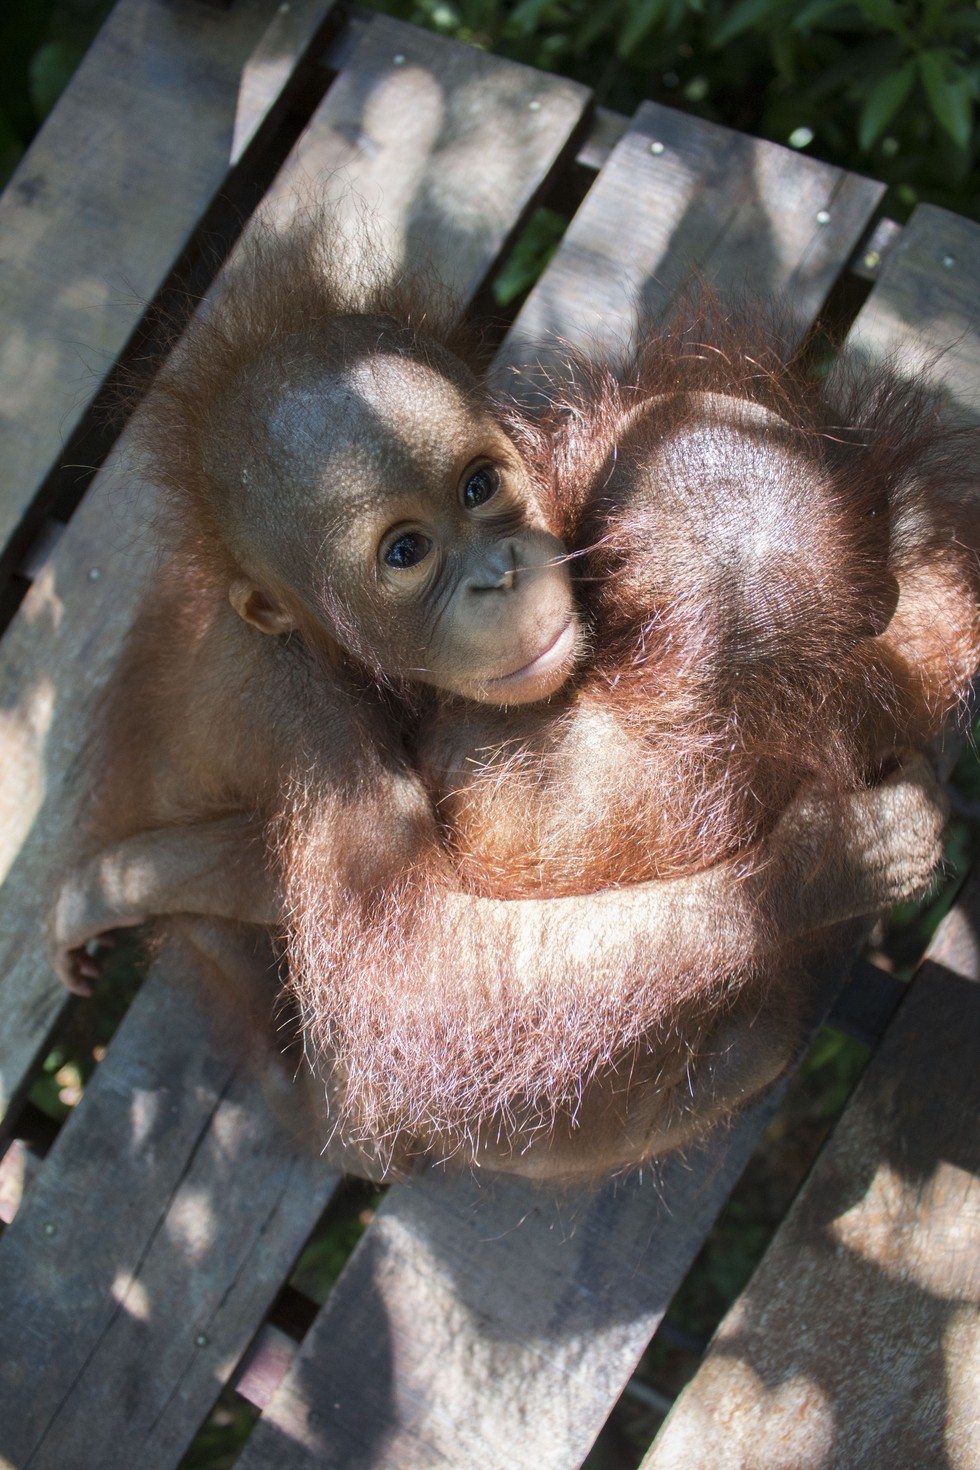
944 8 980 33
492 207 567 306
504 0 558 37
709 0 778 49
572 5 619 55
771 28 799 81
617 0 668 58
922 0 955 36
791 0 846 29
852 0 905 32
920 49 974 148
857 58 917 150
28 40 82 122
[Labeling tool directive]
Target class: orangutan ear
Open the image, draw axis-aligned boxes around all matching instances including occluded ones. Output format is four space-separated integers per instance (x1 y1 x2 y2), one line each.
229 578 298 636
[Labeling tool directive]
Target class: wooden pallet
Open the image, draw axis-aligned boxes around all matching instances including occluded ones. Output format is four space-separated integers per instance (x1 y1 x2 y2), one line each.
0 4 977 1466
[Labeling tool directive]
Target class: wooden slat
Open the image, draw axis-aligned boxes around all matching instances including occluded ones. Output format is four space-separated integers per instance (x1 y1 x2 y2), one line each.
0 431 158 1120
228 1074 810 1470
275 13 590 300
848 203 980 423
642 877 980 1470
0 0 340 572
575 105 629 175
503 98 885 365
0 16 590 1125
231 109 886 1470
641 206 980 1470
235 1323 302 1411
0 947 341 1470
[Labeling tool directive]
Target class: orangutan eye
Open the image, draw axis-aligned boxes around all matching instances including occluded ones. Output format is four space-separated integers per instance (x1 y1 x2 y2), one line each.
383 532 433 570
461 464 500 510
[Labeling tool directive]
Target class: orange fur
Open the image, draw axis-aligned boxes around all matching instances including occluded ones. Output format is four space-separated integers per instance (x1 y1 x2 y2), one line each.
280 310 978 1170
421 310 980 900
53 224 963 1181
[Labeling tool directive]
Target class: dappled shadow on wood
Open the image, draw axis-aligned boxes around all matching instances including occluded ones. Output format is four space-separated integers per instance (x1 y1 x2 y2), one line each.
498 98 885 383
644 883 980 1470
0 931 340 1469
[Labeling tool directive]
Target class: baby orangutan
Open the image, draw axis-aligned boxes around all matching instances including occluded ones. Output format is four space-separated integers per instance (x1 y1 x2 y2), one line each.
294 312 979 1175
51 220 952 1182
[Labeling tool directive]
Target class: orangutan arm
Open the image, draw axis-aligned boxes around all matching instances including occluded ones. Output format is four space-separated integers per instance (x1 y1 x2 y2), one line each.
284 756 945 1175
50 756 944 996
50 815 280 994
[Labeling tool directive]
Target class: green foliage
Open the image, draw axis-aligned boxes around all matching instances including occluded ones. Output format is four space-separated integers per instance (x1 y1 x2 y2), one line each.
492 205 568 305
289 1181 385 1302
29 39 88 121
0 0 112 185
179 1389 258 1470
374 0 980 220
3 1 978 219
796 1024 869 1116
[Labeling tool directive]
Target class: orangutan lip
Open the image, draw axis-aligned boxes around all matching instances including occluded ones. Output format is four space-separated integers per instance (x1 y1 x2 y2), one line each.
494 619 577 685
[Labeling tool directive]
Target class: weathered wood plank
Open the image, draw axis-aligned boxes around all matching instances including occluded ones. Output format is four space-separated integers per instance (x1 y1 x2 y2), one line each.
235 1323 302 1411
0 0 340 572
0 18 590 1124
642 875 980 1470
231 111 885 1470
232 1097 794 1470
504 98 885 365
641 206 980 1470
0 430 159 1121
271 12 590 299
232 952 862 1470
0 941 340 1470
848 203 980 423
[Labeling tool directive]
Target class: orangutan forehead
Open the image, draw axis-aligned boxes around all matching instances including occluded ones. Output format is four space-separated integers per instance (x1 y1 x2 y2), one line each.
261 356 477 475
